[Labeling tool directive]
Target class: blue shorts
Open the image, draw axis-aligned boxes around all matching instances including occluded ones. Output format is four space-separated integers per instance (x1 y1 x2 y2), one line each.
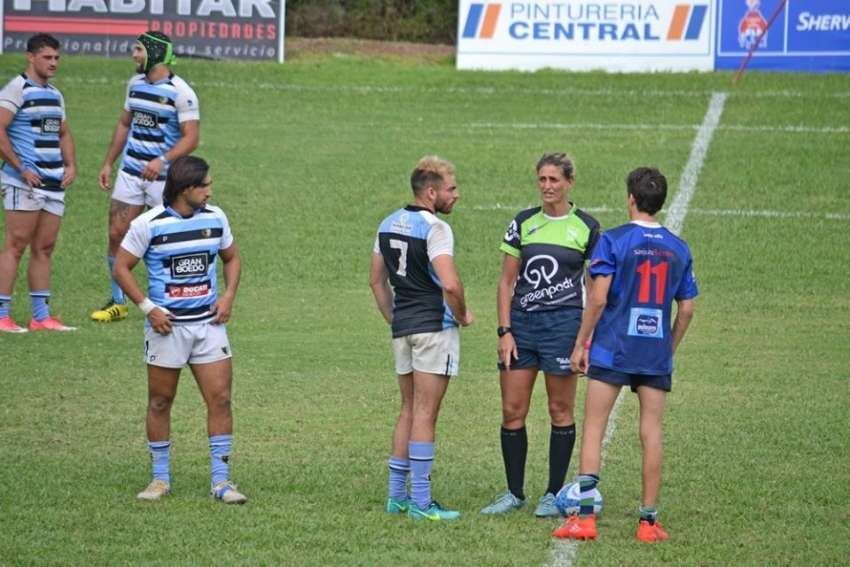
587 365 672 393
498 307 581 375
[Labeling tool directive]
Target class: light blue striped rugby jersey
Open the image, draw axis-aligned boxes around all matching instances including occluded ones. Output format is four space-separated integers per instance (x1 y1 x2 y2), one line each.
374 205 457 338
120 204 233 326
0 74 66 195
120 73 199 180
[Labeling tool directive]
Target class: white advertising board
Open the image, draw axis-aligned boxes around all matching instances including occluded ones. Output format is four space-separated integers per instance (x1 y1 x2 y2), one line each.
457 0 716 72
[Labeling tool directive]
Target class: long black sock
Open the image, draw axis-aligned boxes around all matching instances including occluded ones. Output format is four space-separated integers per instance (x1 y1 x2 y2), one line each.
500 426 527 500
546 423 576 495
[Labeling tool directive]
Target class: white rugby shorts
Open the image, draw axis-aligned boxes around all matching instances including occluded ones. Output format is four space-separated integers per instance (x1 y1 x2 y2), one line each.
2 183 65 216
392 327 459 377
144 321 231 368
113 170 164 207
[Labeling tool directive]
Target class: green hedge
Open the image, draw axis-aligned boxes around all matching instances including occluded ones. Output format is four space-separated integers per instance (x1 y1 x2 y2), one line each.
286 1 458 45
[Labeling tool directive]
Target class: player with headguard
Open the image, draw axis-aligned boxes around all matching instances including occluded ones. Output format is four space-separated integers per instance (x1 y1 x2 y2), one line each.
0 33 77 332
553 167 697 542
93 31 199 324
370 156 473 521
112 156 246 504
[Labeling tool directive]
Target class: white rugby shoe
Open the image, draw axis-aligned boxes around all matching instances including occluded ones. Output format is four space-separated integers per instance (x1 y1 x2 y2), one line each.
137 479 171 501
211 481 247 504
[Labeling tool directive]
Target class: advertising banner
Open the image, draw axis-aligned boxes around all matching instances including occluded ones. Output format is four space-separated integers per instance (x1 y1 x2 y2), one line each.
1 0 286 62
456 0 716 72
715 0 850 71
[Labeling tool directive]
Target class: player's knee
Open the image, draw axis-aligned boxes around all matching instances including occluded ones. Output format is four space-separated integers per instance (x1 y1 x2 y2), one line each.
639 425 663 448
209 390 232 414
2 241 27 260
148 394 174 414
501 403 528 428
30 239 56 259
108 223 129 246
547 400 575 424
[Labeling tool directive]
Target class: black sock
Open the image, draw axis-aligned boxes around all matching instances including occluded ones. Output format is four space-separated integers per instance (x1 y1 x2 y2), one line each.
500 426 527 500
546 423 576 495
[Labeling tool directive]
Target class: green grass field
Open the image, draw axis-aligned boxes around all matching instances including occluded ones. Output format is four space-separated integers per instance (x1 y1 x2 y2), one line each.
1 51 849 565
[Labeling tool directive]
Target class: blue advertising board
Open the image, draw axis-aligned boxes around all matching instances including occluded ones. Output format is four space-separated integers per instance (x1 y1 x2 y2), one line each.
716 0 850 71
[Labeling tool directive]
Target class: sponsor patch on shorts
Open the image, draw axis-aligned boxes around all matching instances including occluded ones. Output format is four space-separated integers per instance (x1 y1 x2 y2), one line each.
170 253 208 278
166 280 210 298
628 307 663 338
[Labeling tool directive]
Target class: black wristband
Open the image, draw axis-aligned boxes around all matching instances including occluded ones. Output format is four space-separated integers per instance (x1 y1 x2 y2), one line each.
497 326 512 337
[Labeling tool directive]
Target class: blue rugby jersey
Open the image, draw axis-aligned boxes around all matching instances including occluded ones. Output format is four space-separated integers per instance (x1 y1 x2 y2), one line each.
119 73 199 180
120 204 233 326
374 205 457 338
588 221 698 376
0 74 66 193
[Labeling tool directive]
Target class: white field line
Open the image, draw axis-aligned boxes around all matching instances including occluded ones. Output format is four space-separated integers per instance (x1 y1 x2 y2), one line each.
548 92 727 567
472 205 850 222
666 92 727 235
467 122 849 135
56 76 850 100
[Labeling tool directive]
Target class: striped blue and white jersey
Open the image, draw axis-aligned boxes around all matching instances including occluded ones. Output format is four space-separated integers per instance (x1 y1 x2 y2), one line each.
0 74 66 195
121 204 233 326
374 205 457 338
119 73 199 180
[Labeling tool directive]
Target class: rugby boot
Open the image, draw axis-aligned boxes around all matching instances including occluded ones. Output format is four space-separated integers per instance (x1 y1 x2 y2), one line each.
211 481 248 504
552 514 597 540
91 300 128 323
137 479 171 501
407 500 460 521
534 492 560 518
385 496 410 514
636 519 669 542
480 491 527 515
0 316 27 333
29 316 77 331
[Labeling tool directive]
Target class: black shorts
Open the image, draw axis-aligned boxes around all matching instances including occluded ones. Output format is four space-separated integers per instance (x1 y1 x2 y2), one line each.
586 365 672 393
497 307 581 375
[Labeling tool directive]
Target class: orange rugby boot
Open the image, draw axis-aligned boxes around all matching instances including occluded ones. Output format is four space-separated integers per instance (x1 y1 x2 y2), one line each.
552 514 597 540
636 519 669 542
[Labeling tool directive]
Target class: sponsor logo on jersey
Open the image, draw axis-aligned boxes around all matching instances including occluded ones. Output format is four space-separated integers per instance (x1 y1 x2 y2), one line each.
636 314 660 335
519 254 576 308
166 281 210 298
170 253 208 278
132 109 158 128
523 254 558 287
40 117 61 134
504 220 519 242
628 307 664 338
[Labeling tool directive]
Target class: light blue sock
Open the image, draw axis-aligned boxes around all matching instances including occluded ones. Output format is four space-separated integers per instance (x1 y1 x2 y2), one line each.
409 441 434 509
388 456 410 501
209 434 233 486
107 256 125 304
30 290 50 321
0 294 10 318
149 440 171 484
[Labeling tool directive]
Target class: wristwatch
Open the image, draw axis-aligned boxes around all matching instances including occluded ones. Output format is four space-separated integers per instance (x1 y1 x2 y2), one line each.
497 326 512 337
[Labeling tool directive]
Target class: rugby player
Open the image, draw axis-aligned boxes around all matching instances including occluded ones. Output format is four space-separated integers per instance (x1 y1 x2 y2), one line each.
0 33 77 332
112 156 246 504
369 156 473 521
553 167 697 542
93 31 199 323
